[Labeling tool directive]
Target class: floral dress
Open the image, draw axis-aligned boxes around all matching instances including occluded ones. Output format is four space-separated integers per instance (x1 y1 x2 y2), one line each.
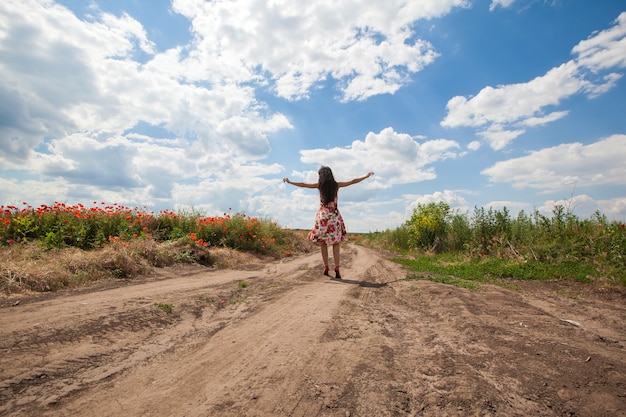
307 194 347 244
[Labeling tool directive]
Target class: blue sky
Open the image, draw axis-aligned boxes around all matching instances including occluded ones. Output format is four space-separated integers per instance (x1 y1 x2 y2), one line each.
1 0 625 232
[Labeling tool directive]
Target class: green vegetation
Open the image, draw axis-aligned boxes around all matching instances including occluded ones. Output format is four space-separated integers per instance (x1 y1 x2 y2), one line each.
154 302 173 314
406 272 480 291
0 201 310 294
2 199 624 294
0 202 298 256
360 202 626 286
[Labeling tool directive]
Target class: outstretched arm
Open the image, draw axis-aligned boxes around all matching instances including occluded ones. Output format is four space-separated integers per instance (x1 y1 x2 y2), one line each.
283 178 318 188
337 172 374 188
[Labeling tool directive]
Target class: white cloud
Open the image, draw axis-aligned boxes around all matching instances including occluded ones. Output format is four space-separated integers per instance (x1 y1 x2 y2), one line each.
538 194 595 217
483 200 532 213
0 0 158 139
0 0 298 220
477 125 526 151
299 127 460 187
39 133 142 187
573 12 626 72
537 195 626 221
95 10 156 57
172 0 469 102
441 12 626 149
0 0 293 169
347 210 407 233
597 197 626 221
489 0 516 12
442 61 584 144
481 134 626 191
0 177 70 207
405 189 470 214
277 127 463 230
443 63 580 129
521 111 570 127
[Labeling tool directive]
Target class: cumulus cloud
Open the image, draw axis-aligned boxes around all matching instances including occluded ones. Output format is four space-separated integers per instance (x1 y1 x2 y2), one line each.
299 127 460 187
441 12 626 149
37 134 142 187
405 189 470 214
597 197 626 220
172 0 469 102
467 140 481 151
481 134 626 191
535 195 626 221
0 177 70 206
277 127 463 229
248 188 320 229
0 1 160 145
538 194 596 217
0 0 292 164
477 126 526 151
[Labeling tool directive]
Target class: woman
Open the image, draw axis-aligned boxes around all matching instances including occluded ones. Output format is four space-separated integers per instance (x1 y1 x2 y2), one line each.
283 166 374 279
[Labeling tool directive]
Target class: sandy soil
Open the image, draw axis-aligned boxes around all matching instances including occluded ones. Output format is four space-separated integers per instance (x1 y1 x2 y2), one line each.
1 244 625 417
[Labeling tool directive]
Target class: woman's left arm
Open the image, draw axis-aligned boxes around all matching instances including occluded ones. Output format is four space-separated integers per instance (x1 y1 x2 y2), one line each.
338 172 374 188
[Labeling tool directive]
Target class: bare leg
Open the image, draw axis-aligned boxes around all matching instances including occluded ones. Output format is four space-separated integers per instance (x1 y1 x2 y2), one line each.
332 243 341 278
332 243 340 268
320 242 329 268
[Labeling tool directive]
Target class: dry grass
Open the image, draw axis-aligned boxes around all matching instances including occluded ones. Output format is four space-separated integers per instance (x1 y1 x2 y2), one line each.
0 240 194 294
0 235 313 295
209 247 264 269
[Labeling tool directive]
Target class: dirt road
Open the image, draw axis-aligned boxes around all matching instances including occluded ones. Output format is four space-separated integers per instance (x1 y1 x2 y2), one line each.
1 244 625 416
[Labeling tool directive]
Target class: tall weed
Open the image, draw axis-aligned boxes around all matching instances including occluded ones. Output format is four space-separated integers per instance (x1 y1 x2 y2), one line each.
364 203 626 285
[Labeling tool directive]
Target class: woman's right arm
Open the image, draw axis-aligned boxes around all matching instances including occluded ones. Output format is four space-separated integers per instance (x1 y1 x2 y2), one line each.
283 178 318 188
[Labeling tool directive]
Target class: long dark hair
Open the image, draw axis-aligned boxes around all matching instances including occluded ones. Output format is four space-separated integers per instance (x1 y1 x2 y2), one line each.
318 166 338 204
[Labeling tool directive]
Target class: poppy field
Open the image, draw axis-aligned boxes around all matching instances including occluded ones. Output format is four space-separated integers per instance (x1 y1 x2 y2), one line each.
0 201 308 293
0 201 294 254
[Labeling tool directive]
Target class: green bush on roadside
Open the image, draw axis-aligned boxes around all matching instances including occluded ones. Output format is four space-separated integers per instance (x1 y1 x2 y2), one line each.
360 203 626 286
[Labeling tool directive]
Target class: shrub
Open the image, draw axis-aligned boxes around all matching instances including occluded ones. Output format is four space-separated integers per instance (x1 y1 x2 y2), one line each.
405 202 451 252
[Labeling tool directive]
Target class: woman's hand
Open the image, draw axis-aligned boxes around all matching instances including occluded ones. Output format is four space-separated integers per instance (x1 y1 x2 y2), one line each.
367 172 374 177
283 177 290 184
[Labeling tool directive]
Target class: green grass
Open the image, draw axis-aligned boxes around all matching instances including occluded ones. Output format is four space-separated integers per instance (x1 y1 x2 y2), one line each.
154 302 173 314
406 272 480 290
361 204 625 287
394 253 597 285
